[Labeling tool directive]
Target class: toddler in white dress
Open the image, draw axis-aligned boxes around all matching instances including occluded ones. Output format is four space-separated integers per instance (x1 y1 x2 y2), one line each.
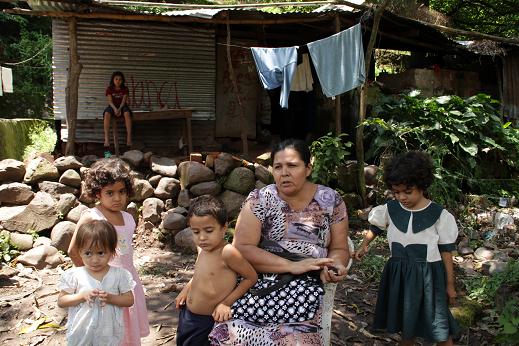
58 220 135 346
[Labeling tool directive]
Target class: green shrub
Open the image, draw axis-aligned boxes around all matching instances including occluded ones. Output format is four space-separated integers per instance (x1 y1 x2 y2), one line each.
363 91 519 207
0 119 56 160
309 133 352 187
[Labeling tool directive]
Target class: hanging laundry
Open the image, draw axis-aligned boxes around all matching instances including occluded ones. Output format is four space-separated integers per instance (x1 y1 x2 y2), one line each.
291 53 314 92
0 68 2 96
307 24 365 98
251 47 298 109
1 67 13 93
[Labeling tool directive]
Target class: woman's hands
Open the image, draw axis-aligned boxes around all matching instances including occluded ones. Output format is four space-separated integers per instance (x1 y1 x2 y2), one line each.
288 257 334 275
320 263 348 283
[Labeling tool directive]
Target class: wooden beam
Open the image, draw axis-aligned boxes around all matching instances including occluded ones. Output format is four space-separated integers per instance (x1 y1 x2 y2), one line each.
4 8 334 25
225 13 248 155
334 15 342 135
65 17 83 156
356 0 390 207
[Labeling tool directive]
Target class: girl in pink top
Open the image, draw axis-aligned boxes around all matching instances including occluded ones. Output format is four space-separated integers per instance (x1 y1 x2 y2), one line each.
68 158 150 345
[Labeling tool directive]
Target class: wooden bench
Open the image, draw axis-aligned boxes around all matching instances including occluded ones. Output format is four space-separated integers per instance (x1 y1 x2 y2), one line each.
110 108 192 155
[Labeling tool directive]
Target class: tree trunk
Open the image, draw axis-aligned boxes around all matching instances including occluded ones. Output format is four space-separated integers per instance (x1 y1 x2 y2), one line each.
65 17 82 156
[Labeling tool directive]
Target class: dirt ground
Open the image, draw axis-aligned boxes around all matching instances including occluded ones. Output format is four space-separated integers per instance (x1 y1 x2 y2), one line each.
0 225 496 346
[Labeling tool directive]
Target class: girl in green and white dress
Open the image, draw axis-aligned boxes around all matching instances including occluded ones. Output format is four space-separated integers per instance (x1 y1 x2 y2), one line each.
354 151 459 346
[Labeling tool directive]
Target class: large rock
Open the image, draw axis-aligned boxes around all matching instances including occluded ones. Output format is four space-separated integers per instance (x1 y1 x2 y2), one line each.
219 190 246 219
0 205 25 223
189 181 221 197
174 228 196 252
121 150 144 168
224 167 255 195
16 245 64 269
177 189 191 208
148 175 162 188
38 181 79 198
54 156 83 172
162 210 187 231
474 247 495 261
214 153 237 176
150 156 177 177
256 152 271 166
255 180 267 190
0 159 25 182
59 169 81 188
51 221 76 252
132 178 154 201
23 157 60 184
80 155 98 168
56 193 77 218
179 161 215 189
9 232 33 250
66 204 89 223
154 177 180 199
126 202 138 223
0 182 34 205
142 198 164 225
0 192 59 233
254 163 273 185
364 165 379 186
78 181 95 205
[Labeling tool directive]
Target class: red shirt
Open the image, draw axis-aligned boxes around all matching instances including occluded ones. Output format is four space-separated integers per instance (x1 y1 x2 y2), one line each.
106 86 129 108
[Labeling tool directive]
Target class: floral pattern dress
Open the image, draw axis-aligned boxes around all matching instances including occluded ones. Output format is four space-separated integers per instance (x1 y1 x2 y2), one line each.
209 184 347 345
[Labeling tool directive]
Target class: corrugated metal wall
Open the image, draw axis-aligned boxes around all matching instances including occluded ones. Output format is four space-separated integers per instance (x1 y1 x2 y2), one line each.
52 19 216 144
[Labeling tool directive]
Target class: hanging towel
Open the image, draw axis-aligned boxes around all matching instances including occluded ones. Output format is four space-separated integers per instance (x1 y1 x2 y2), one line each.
307 24 365 98
0 68 3 96
291 53 314 92
1 67 13 93
251 47 298 109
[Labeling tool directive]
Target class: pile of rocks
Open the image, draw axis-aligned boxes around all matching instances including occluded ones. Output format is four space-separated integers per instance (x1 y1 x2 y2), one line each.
0 150 273 269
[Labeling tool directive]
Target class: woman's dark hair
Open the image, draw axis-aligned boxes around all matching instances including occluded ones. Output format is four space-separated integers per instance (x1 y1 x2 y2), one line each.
187 195 227 227
84 158 134 199
384 151 434 191
271 138 311 166
109 71 126 88
75 220 118 254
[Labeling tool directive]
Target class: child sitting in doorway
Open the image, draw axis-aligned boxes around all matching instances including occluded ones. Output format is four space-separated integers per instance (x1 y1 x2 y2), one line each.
175 195 257 346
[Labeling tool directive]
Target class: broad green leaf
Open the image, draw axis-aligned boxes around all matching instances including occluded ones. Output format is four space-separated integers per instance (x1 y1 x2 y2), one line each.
459 142 478 156
449 133 459 144
436 96 451 104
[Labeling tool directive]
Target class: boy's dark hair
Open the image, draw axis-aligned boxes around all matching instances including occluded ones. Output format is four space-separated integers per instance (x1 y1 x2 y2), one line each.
187 195 227 227
384 151 434 191
271 138 311 166
84 158 134 199
109 71 126 88
75 220 118 253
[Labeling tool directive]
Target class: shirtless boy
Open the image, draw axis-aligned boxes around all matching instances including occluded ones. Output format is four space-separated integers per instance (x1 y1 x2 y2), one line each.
175 195 257 346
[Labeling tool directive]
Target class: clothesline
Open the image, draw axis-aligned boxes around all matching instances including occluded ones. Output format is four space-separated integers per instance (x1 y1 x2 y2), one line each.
4 41 52 66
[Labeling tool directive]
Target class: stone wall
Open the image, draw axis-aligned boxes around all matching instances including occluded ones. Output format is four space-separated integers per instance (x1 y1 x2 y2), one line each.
0 151 273 268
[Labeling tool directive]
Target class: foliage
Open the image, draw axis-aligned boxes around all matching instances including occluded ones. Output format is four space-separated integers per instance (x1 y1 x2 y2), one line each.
0 13 52 118
429 0 519 38
352 236 387 283
363 91 519 207
0 233 20 264
496 298 519 344
309 133 352 187
463 260 519 304
0 119 56 160
22 121 57 160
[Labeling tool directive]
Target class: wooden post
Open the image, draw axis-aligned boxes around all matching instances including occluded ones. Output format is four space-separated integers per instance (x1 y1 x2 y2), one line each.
334 15 342 135
65 17 82 156
226 13 248 155
356 0 389 207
